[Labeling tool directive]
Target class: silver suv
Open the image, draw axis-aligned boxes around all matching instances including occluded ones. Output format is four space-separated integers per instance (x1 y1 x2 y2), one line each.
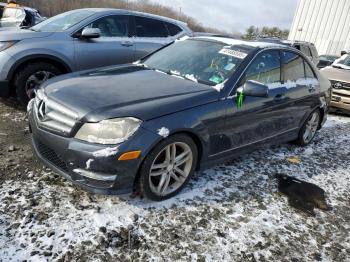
0 8 192 105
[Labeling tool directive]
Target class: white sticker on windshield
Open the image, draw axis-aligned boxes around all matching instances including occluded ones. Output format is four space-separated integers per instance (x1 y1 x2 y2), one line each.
219 48 247 59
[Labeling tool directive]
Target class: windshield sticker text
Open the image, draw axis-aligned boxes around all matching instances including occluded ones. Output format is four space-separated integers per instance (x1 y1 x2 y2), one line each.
219 49 247 59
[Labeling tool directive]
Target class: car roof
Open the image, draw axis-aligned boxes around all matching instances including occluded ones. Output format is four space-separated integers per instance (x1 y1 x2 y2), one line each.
193 36 286 49
76 8 188 27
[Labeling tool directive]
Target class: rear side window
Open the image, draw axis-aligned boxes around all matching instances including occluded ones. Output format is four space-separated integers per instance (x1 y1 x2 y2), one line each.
245 50 281 85
164 22 182 36
282 51 305 82
134 16 168 37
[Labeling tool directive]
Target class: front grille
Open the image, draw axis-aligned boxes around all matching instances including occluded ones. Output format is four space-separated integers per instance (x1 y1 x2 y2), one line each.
36 140 68 172
34 89 78 136
331 80 350 90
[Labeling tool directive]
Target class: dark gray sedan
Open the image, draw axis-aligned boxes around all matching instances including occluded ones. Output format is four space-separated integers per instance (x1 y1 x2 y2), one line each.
28 37 331 201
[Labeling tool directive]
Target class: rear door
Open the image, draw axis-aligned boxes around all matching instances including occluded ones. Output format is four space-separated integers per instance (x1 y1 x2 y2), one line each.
281 51 320 127
131 16 176 60
74 15 135 70
222 50 296 151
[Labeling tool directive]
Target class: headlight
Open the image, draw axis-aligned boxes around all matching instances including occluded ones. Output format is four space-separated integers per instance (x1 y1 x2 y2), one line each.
75 117 142 145
0 41 17 52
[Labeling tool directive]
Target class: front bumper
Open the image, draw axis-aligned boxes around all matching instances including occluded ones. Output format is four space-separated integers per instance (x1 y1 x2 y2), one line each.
28 109 160 195
331 89 350 113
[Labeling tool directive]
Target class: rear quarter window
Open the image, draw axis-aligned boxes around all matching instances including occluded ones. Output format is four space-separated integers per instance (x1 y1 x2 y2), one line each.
304 61 316 78
164 22 182 36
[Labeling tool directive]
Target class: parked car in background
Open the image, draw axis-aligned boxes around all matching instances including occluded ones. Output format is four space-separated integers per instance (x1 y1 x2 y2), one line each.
0 8 192 105
28 37 331 201
0 2 45 29
321 53 350 114
258 38 319 65
317 55 339 69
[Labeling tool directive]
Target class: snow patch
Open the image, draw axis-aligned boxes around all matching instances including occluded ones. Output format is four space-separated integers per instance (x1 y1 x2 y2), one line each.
268 78 319 90
93 147 120 158
86 159 94 169
175 35 190 42
158 127 170 138
184 74 198 83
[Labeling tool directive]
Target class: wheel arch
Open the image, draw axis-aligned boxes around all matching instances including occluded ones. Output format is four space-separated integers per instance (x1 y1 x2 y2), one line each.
132 130 204 191
8 54 73 88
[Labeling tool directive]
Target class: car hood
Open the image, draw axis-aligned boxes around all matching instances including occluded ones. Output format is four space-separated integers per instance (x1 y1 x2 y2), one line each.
43 65 219 122
0 29 52 40
321 66 350 83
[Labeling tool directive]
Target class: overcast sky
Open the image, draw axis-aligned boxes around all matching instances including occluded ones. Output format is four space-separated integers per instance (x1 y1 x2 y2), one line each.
150 0 299 33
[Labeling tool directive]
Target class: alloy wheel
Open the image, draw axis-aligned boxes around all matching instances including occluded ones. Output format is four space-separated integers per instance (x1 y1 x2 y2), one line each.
303 111 320 144
25 71 55 99
149 142 193 197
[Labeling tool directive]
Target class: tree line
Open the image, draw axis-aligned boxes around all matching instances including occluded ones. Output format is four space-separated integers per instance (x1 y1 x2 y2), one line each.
16 0 221 33
13 0 290 39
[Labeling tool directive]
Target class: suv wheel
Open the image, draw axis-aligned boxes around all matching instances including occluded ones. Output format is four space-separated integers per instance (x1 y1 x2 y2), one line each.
295 109 321 146
14 62 62 106
139 134 198 201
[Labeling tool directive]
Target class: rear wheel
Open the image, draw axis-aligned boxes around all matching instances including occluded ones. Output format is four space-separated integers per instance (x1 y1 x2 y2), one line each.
139 134 198 201
295 109 321 146
14 62 62 106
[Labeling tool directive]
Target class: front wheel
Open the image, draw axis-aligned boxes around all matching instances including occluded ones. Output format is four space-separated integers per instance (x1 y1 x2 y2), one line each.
295 109 321 146
139 134 198 201
14 62 62 106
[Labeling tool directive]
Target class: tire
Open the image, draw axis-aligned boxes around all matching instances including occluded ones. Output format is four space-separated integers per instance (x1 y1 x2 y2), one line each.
295 109 321 146
14 62 62 106
139 134 198 201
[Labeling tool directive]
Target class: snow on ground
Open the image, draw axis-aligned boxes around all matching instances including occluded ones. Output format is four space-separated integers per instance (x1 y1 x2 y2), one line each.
0 100 350 261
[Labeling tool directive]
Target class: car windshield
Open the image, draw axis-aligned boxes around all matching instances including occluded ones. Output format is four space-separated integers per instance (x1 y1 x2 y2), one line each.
333 54 350 70
143 39 250 86
31 10 94 32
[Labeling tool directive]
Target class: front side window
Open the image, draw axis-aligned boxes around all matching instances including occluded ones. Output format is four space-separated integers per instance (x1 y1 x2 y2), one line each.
244 50 281 85
144 39 251 86
134 16 168 37
85 16 129 37
282 51 305 82
32 10 94 32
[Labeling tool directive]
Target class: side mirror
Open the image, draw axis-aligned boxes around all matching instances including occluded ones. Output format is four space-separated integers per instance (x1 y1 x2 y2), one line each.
243 80 269 97
81 28 101 39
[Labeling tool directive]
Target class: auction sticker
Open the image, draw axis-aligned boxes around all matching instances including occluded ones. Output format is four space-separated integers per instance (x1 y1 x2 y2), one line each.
219 48 247 59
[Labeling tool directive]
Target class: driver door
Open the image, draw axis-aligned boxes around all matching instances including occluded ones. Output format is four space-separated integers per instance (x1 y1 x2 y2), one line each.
74 15 135 71
223 50 296 151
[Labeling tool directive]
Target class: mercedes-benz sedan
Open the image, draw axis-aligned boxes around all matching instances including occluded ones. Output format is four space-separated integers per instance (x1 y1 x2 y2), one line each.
28 37 331 201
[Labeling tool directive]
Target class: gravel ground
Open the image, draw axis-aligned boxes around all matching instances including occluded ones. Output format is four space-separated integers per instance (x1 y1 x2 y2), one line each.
0 98 349 262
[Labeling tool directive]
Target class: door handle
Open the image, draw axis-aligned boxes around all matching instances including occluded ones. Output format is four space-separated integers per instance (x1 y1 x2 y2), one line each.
121 41 133 47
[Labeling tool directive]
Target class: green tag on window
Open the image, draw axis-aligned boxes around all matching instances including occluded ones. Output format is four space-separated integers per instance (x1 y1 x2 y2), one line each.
209 75 224 84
